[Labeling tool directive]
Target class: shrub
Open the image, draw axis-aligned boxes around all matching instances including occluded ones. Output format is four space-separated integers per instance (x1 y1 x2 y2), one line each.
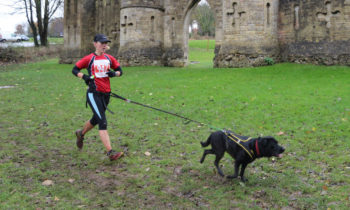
0 45 62 64
264 57 275 65
0 47 20 63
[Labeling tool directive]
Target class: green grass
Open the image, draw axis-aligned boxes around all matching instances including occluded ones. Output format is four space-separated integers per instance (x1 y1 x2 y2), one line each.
0 40 349 209
28 37 64 44
188 39 215 68
189 39 216 50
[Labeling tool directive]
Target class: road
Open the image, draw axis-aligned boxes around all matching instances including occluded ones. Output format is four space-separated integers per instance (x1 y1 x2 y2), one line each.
0 42 35 48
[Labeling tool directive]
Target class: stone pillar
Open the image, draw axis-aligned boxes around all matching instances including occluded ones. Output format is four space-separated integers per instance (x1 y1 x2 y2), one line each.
214 0 280 67
162 0 187 67
118 1 164 66
60 0 96 64
95 0 121 56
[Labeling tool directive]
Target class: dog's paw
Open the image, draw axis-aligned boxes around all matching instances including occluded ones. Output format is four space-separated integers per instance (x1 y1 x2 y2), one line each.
226 175 238 179
240 177 248 182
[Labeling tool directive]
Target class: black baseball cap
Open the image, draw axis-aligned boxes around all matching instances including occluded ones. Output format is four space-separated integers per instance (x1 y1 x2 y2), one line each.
93 34 111 43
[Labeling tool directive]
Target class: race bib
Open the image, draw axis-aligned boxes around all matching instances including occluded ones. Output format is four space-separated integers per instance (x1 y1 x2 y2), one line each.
93 60 110 78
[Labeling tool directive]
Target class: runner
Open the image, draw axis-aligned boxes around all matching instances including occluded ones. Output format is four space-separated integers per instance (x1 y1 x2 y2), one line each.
72 34 124 161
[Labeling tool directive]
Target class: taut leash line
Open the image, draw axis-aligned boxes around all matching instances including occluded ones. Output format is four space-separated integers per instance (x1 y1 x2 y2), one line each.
110 92 221 130
111 92 257 158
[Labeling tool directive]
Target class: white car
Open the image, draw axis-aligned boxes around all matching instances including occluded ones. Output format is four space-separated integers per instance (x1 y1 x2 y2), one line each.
20 35 30 41
1 34 22 42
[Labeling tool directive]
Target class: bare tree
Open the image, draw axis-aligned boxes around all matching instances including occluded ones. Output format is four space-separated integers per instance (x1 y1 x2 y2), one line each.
191 3 215 37
11 0 63 47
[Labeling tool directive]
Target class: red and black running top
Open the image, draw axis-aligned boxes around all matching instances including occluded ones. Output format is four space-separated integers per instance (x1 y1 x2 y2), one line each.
76 53 120 93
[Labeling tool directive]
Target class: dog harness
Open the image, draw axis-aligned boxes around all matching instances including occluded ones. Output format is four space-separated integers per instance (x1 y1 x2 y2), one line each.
223 130 257 160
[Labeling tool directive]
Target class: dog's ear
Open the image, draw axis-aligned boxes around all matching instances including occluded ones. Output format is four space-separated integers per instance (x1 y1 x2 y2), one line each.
260 136 277 147
260 137 268 147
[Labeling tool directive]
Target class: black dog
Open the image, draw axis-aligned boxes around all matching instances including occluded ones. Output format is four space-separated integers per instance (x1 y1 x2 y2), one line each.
200 130 285 182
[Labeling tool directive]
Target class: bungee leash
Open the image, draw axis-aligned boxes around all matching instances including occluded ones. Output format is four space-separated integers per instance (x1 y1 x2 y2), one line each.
110 92 222 131
110 92 258 159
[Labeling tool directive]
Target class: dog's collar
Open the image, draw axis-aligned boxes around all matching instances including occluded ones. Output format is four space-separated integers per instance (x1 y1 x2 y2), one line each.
255 140 261 157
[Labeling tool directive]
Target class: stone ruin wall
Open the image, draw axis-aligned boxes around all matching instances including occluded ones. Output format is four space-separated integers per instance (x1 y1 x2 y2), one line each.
214 0 280 67
95 0 121 57
118 0 165 66
61 0 120 64
279 0 350 66
60 0 350 67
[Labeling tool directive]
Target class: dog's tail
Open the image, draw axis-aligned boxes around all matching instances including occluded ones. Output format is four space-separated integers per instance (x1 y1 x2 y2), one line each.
200 135 211 147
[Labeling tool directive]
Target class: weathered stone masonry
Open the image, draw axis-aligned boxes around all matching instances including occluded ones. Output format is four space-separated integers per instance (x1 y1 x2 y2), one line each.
60 0 350 67
279 0 350 66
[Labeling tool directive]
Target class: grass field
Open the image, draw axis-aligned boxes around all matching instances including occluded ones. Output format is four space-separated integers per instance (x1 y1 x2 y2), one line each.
0 40 349 209
27 37 64 45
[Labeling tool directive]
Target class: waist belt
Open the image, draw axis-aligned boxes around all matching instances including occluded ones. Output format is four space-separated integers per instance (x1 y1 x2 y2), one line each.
86 91 114 114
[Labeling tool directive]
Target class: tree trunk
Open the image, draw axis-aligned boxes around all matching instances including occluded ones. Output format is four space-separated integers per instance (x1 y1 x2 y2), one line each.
41 0 50 46
35 0 44 46
24 0 39 47
20 0 63 47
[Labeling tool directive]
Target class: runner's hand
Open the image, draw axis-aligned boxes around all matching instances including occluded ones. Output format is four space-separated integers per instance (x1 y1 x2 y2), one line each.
82 74 93 85
106 71 116 77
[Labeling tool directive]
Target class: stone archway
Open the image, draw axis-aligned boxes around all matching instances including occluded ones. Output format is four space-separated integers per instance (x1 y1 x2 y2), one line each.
182 0 202 66
182 0 215 66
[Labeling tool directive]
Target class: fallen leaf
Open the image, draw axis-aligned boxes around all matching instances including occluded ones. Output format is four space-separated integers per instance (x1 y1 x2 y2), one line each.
145 151 151 156
42 180 54 186
239 182 246 187
145 167 150 172
277 131 285 136
68 179 75 183
322 185 328 191
174 166 182 175
54 196 60 201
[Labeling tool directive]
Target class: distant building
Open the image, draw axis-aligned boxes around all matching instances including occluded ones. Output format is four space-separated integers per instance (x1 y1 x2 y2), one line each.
189 20 198 33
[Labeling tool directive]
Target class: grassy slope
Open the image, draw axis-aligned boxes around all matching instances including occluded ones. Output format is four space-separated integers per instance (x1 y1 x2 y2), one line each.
0 40 349 209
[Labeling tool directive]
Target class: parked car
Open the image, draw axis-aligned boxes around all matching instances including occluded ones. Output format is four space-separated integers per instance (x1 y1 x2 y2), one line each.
1 33 22 42
0 38 5 42
20 35 30 41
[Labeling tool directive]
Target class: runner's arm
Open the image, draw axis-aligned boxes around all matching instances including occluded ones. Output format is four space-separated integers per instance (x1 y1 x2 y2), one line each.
114 66 123 77
72 65 84 79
